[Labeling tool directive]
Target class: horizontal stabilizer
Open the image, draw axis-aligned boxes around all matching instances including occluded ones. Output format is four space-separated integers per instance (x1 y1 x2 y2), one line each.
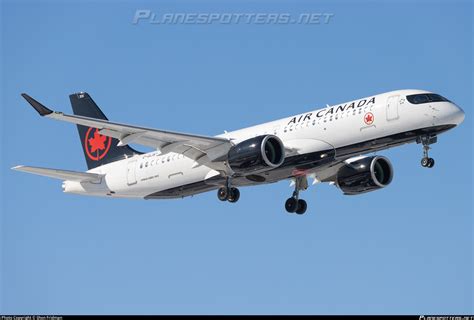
12 165 103 182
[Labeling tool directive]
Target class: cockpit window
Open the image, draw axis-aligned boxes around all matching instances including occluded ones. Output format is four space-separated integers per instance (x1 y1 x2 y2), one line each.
406 93 450 104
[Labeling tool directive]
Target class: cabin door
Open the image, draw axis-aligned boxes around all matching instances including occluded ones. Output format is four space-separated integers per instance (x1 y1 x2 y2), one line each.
127 160 137 185
386 95 400 121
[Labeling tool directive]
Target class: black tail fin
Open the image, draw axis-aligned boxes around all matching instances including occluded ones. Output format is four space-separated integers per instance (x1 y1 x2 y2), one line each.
69 92 141 170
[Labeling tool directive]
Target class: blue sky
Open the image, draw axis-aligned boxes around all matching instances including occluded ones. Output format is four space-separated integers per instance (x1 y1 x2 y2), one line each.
1 0 472 315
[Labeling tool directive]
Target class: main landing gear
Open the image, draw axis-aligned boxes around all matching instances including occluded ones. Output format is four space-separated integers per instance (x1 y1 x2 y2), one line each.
417 135 437 168
217 178 240 203
285 176 308 215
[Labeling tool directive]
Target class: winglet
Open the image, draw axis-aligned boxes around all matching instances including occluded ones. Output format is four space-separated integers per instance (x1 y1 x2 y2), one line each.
21 93 53 116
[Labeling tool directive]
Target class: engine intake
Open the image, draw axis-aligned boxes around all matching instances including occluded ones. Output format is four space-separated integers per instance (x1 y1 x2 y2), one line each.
336 156 393 195
228 135 285 174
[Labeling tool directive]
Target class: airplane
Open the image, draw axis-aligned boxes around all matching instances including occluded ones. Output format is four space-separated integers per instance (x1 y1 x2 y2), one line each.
13 89 465 214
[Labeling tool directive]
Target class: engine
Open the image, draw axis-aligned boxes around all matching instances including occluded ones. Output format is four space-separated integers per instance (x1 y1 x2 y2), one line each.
336 156 393 195
228 135 285 174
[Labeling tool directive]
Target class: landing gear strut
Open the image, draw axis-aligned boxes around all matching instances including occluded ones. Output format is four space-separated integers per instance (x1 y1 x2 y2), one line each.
285 176 308 215
217 178 240 203
417 135 437 168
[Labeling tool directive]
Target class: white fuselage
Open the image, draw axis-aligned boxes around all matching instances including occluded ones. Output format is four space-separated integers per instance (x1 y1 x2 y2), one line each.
63 89 465 199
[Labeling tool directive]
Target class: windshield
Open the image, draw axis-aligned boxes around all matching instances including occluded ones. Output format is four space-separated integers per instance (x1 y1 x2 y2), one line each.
406 93 450 104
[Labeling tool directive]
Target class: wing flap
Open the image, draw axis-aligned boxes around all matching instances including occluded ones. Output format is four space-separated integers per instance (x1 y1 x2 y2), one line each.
12 165 103 182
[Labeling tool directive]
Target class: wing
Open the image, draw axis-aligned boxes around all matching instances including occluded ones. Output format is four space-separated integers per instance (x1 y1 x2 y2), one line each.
12 165 103 182
21 93 232 170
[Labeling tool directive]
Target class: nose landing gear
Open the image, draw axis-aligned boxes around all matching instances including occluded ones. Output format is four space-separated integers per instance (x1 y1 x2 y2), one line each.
285 176 308 215
421 155 435 168
417 135 437 168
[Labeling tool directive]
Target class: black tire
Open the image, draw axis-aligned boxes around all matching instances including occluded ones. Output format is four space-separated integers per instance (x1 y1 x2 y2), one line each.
427 158 435 168
421 157 429 167
217 187 229 201
285 197 298 213
228 188 240 203
295 199 307 215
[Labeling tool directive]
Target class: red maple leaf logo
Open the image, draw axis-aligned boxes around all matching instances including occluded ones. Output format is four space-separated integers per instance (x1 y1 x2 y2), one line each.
88 129 107 153
364 112 374 124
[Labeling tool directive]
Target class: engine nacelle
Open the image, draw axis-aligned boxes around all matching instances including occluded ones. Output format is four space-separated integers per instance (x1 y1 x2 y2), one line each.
228 135 285 174
336 156 393 195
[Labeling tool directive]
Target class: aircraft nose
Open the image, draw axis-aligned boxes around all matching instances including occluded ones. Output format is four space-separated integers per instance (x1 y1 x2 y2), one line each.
451 103 465 125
